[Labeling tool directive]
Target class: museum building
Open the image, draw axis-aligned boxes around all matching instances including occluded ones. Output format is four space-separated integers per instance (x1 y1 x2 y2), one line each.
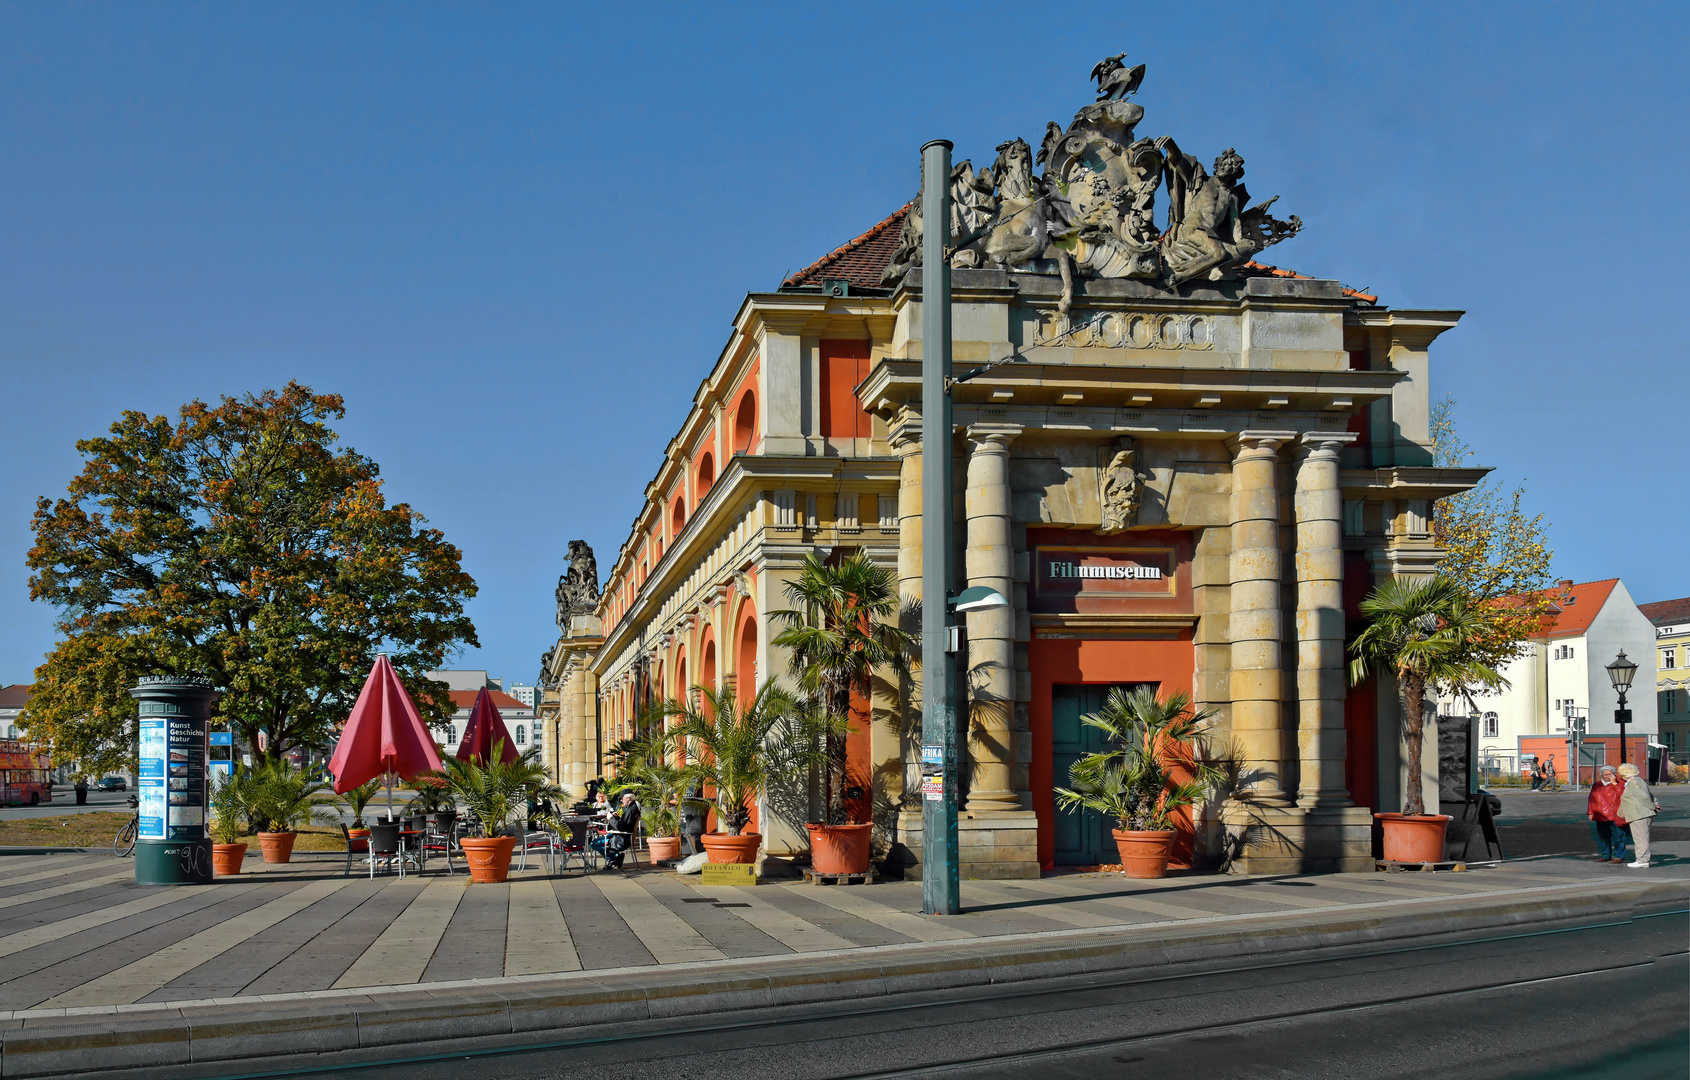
539 61 1485 876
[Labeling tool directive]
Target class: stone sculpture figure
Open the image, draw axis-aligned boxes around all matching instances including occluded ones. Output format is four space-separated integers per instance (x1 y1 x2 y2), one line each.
555 539 601 629
1159 140 1301 286
1098 442 1146 534
876 54 1303 300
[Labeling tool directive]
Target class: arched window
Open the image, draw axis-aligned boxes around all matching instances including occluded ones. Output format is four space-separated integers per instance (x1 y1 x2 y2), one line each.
515 724 527 745
733 390 757 454
737 613 758 707
697 452 715 493
1481 713 1499 739
672 499 686 537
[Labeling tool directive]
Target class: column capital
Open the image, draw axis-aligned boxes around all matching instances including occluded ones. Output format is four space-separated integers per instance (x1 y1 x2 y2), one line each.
965 423 1023 454
1229 430 1296 461
1297 431 1359 459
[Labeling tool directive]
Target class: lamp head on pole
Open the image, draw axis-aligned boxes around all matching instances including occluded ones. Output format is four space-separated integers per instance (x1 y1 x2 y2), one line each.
949 586 1009 613
1605 650 1638 693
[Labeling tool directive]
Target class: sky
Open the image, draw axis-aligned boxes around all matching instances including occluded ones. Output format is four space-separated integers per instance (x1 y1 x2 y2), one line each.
2 2 1686 691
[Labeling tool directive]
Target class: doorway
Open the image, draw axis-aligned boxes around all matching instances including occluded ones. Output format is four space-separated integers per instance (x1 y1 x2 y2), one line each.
1050 682 1155 866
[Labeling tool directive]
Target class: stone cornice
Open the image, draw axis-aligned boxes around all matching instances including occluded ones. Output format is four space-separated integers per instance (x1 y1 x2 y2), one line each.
1339 466 1490 502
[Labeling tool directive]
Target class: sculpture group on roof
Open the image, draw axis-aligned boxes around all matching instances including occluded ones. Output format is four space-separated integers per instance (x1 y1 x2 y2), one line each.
881 54 1303 311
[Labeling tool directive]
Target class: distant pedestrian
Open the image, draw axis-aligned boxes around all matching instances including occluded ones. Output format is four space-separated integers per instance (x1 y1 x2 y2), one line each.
1545 758 1558 790
1531 761 1545 790
1586 765 1627 863
73 777 88 805
1616 763 1662 869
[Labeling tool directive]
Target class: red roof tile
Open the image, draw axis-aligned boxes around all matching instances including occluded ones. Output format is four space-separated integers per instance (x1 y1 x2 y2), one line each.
1529 579 1620 639
445 689 530 712
1238 261 1378 303
0 685 31 708
1640 597 1690 627
784 204 910 291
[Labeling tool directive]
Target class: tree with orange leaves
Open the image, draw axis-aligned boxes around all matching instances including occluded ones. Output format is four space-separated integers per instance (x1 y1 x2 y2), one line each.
25 383 477 774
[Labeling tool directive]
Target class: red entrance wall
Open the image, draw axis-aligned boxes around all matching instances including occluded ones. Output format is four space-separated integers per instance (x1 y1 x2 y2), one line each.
1028 633 1195 870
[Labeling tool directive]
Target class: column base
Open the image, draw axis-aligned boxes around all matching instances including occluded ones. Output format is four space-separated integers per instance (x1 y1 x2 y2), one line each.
1220 801 1374 874
892 808 1041 880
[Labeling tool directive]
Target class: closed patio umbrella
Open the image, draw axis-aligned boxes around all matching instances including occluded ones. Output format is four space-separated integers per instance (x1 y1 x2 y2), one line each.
328 655 444 820
456 687 519 765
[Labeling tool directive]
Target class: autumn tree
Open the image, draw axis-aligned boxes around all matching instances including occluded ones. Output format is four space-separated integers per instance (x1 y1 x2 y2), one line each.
1429 397 1556 677
25 383 478 772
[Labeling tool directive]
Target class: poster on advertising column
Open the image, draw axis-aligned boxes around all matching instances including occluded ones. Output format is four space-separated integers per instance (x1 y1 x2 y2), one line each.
137 718 167 839
165 717 207 838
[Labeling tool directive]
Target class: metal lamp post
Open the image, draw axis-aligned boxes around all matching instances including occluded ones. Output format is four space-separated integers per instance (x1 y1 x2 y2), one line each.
1606 650 1638 764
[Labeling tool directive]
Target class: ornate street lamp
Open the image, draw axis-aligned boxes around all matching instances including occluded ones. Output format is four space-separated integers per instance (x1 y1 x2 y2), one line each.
1606 650 1639 764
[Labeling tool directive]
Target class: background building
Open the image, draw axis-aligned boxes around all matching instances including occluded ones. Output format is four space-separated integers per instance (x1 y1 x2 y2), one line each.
423 669 535 752
1641 596 1690 761
1444 579 1658 778
0 684 27 741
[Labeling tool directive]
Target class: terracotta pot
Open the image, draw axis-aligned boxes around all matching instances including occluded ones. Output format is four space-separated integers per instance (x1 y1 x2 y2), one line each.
1112 828 1176 879
1376 813 1451 864
461 835 519 883
347 828 370 854
647 835 682 863
211 842 248 876
701 831 762 864
806 823 872 875
257 831 297 864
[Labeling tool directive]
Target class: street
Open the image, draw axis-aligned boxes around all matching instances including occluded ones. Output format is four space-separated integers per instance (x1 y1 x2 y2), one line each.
0 789 131 820
289 905 1688 1080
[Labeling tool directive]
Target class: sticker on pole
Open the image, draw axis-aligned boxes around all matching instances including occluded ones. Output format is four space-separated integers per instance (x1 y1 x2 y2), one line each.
921 776 944 801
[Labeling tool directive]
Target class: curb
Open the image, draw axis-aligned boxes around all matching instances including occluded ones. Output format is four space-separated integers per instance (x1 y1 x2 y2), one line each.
3 876 1685 1079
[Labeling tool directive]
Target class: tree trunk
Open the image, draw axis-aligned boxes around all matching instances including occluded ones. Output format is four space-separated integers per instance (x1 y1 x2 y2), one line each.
1399 677 1426 816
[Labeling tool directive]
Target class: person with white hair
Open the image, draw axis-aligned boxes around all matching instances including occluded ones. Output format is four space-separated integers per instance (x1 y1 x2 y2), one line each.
1586 765 1628 863
1615 762 1662 869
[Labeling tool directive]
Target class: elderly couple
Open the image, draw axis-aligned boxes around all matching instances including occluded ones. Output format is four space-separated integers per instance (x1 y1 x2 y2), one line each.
1586 763 1662 868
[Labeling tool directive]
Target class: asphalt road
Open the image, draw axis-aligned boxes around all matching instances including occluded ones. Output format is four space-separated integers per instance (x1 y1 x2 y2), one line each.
260 902 1688 1080
0 789 133 819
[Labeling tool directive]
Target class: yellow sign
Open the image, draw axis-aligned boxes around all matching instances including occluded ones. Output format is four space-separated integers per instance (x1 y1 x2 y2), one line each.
700 863 758 886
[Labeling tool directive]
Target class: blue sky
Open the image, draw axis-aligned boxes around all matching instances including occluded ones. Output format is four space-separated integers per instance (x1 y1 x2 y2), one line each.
3 2 1685 689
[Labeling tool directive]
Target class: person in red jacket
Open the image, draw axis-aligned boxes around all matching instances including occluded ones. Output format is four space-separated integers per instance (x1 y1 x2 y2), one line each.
1586 765 1628 863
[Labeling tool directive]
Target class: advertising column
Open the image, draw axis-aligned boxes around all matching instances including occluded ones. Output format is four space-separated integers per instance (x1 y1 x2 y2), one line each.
131 675 216 885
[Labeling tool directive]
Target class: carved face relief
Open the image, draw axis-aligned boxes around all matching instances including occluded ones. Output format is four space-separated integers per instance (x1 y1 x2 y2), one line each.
1098 449 1144 534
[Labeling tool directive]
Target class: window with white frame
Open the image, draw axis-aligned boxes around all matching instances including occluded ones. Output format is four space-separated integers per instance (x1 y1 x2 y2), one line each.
1665 647 1677 670
1482 712 1499 738
516 724 527 745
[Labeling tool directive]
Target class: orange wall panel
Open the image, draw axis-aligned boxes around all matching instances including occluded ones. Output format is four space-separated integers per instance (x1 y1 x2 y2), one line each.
819 339 872 438
1027 633 1194 870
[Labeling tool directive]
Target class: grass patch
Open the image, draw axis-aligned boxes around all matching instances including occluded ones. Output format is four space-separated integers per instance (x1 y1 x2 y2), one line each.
0 812 132 848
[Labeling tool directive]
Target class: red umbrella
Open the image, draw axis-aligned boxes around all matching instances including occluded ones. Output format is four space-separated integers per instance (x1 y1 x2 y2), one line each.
456 687 519 765
328 655 445 818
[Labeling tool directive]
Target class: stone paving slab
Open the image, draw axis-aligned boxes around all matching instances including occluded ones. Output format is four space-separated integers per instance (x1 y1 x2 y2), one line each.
0 848 1684 1020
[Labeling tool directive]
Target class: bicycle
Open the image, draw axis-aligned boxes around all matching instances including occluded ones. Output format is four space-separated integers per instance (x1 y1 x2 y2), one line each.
115 794 139 857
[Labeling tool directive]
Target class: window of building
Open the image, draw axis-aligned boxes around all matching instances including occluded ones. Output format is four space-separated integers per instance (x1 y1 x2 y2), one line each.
1666 731 1678 750
1482 713 1499 739
1667 693 1678 715
1665 648 1676 670
515 724 527 745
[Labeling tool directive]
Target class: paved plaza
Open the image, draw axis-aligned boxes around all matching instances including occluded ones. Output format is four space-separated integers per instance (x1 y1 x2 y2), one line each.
2 848 1684 1019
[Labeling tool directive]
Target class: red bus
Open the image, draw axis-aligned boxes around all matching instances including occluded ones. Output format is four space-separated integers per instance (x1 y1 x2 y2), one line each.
0 740 53 806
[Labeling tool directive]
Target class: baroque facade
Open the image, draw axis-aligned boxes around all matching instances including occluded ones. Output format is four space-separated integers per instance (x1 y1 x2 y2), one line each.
540 59 1485 875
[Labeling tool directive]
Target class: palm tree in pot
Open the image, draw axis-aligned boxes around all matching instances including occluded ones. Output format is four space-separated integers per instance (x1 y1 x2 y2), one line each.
210 768 252 876
772 550 914 873
439 741 560 882
248 760 335 864
662 682 828 865
1054 686 1221 878
608 731 688 863
1348 575 1503 862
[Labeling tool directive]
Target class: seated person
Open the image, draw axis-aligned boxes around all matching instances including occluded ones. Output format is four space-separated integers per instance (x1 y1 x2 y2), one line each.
600 792 641 870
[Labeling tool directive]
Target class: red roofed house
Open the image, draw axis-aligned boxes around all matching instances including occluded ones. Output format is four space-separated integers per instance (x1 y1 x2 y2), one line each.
1438 579 1658 780
423 670 538 756
1639 596 1690 762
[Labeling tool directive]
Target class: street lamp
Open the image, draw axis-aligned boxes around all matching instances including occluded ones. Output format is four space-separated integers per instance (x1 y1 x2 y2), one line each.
1606 650 1638 764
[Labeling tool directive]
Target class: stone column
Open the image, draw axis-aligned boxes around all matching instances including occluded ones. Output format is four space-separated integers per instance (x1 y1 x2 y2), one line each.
1295 433 1356 808
964 424 1022 812
891 416 923 809
1229 432 1292 804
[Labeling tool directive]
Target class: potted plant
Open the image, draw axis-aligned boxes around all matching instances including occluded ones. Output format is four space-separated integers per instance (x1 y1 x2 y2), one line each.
210 768 251 876
406 774 457 834
623 736 689 863
1349 575 1503 863
1055 686 1220 879
334 779 381 853
772 550 915 875
440 741 561 882
248 760 336 863
663 682 827 865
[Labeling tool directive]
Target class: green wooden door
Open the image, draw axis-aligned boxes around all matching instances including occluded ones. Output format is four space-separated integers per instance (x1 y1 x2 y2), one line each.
1050 683 1155 866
